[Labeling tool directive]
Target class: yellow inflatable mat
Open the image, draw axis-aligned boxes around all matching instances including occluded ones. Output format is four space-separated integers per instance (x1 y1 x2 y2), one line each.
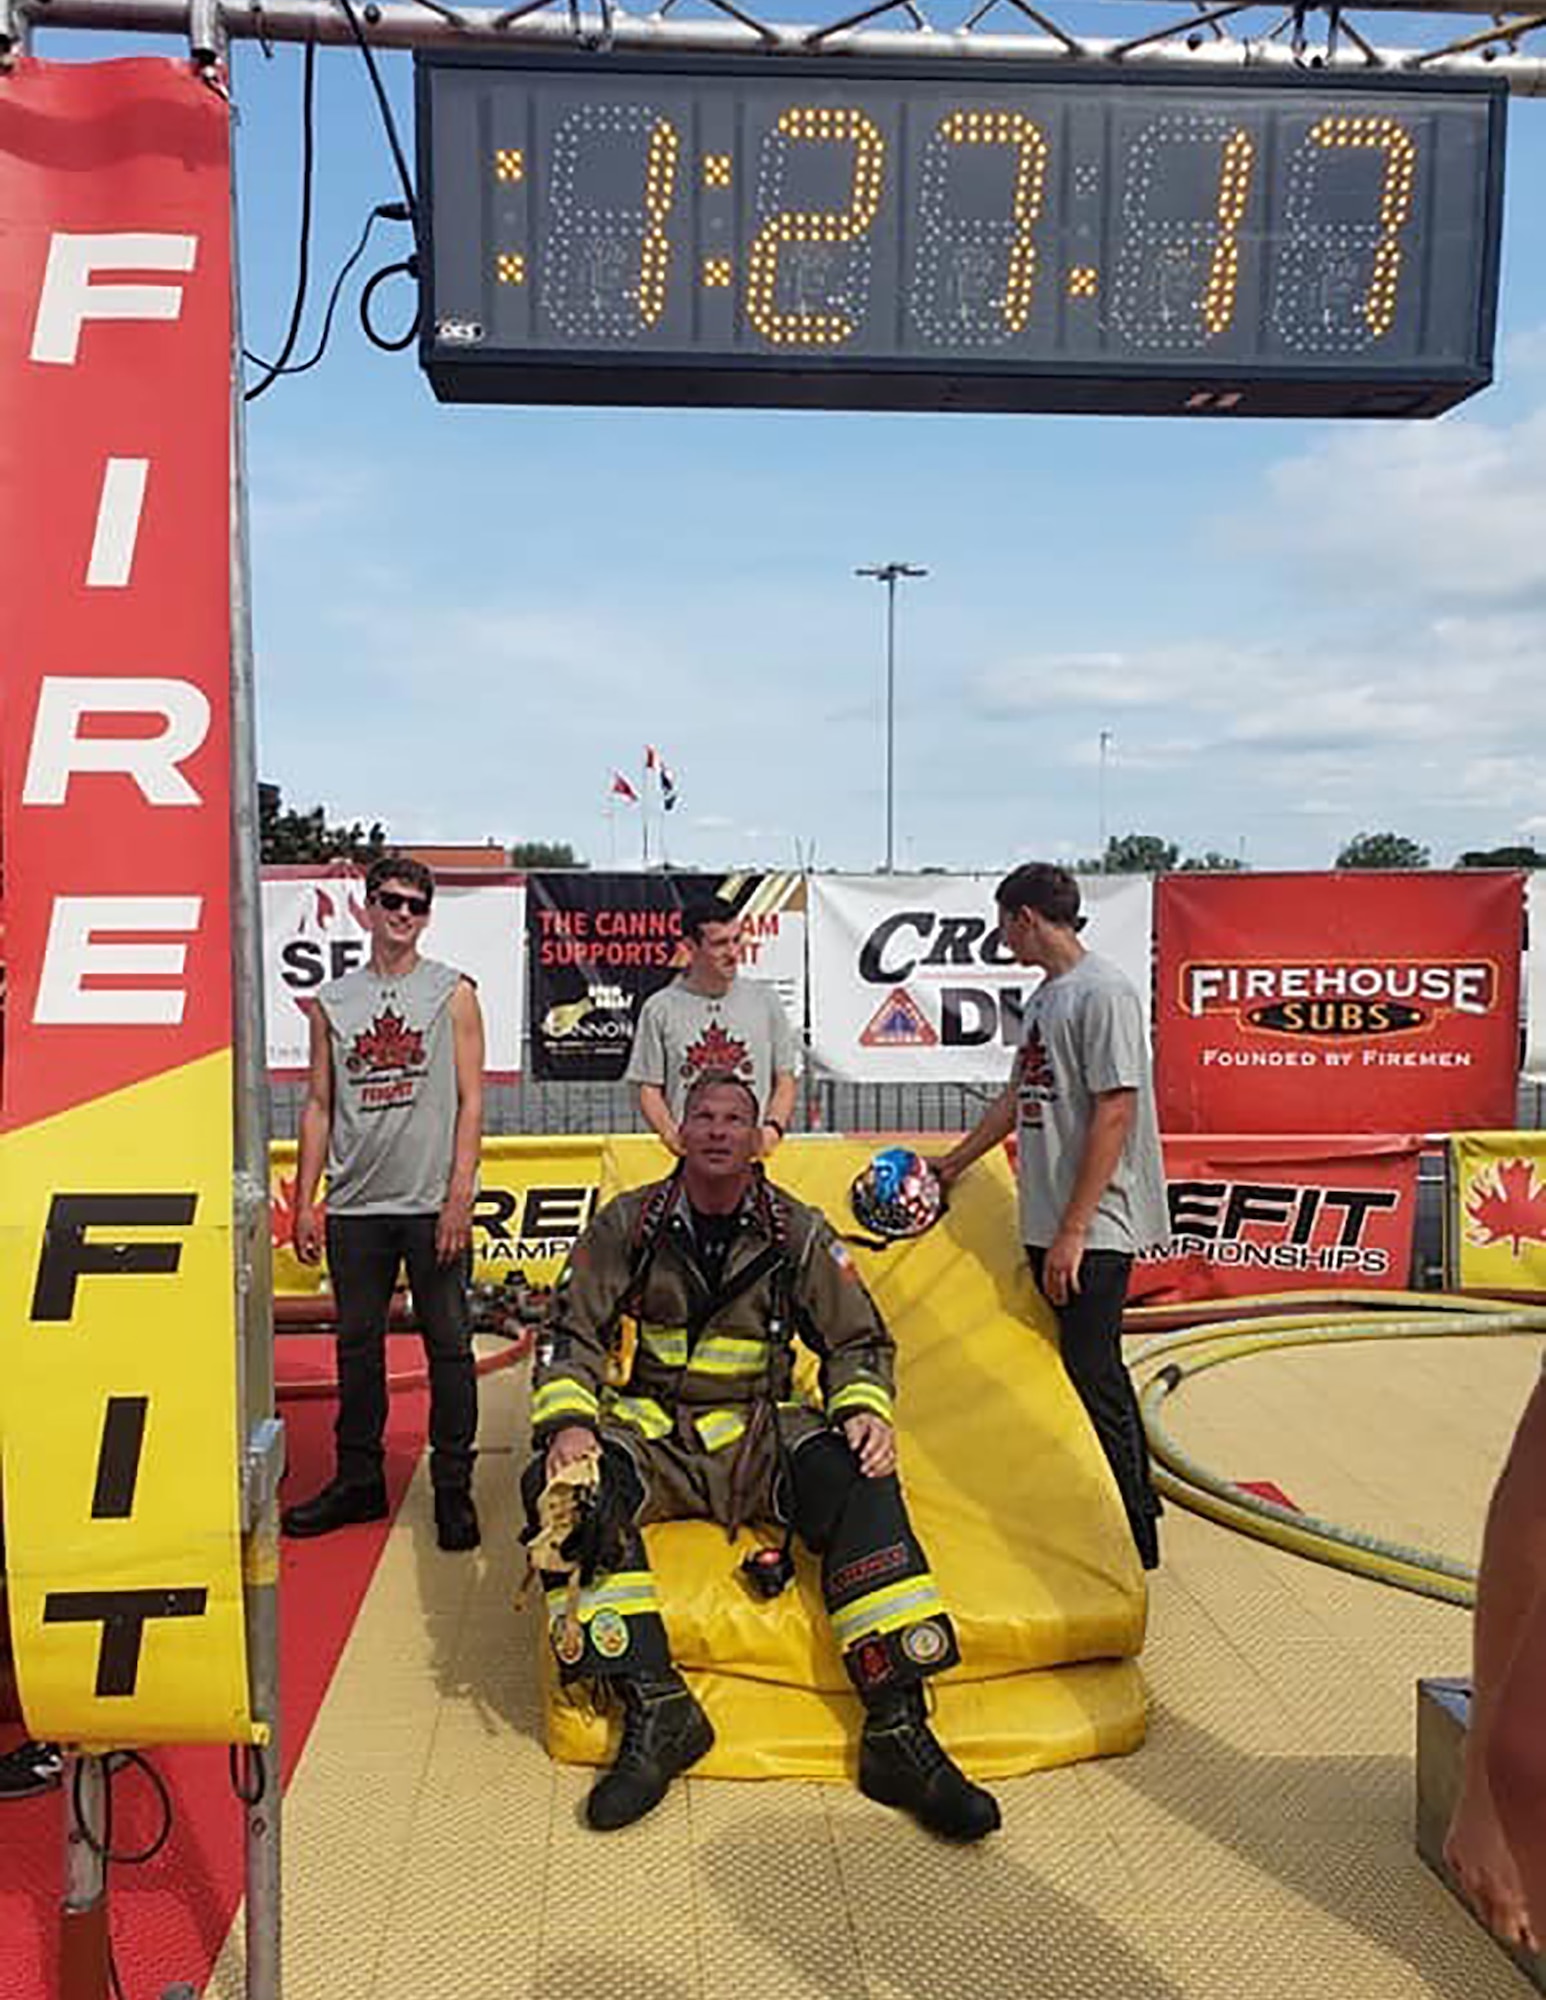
543 1137 1147 1780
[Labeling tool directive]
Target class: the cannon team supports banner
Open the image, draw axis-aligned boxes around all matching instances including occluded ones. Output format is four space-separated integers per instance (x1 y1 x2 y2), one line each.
1134 1135 1424 1302
1449 1131 1546 1295
528 871 806 1082
0 62 253 1743
808 873 1152 1084
264 866 526 1076
1155 871 1524 1137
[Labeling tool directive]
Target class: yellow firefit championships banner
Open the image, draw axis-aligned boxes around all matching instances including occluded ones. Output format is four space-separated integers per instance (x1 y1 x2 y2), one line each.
0 62 252 1745
1451 1133 1546 1294
270 1135 610 1294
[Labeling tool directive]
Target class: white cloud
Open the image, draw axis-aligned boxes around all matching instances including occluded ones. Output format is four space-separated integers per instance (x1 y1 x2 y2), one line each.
1244 403 1546 602
963 592 1546 862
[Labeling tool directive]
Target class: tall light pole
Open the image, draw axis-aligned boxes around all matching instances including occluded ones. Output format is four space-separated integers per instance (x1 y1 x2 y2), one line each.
1098 729 1112 865
856 561 928 872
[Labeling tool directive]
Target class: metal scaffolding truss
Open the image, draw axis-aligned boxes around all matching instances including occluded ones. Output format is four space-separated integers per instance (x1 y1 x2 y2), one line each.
8 0 1546 93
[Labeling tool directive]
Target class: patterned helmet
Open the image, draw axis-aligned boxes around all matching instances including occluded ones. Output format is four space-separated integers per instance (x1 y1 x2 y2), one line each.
849 1147 945 1242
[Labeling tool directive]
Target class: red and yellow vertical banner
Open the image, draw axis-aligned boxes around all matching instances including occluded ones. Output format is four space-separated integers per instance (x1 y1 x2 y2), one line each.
0 59 252 1743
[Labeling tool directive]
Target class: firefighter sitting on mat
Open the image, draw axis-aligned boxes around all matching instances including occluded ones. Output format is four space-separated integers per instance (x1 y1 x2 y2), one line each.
522 1071 1001 1841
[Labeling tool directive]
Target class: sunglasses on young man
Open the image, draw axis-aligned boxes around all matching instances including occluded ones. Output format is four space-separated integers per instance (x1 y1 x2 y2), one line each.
372 890 432 917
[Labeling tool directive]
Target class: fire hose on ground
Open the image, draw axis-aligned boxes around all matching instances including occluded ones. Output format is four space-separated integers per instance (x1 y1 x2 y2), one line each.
1128 1291 1546 1607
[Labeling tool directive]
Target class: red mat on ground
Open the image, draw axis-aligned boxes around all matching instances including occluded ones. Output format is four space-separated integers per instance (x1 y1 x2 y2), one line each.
0 1341 428 2000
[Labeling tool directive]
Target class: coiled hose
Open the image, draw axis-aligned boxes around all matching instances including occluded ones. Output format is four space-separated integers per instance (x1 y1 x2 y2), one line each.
1128 1291 1546 1606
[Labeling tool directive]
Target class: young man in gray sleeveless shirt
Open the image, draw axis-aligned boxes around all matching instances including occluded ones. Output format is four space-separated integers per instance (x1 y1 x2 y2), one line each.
281 857 486 1551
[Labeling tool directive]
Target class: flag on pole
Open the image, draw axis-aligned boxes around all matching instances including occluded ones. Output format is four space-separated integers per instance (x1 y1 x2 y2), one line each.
645 745 678 811
611 770 640 803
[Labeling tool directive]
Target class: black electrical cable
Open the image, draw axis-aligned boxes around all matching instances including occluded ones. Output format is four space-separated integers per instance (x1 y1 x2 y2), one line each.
336 0 420 240
70 1751 175 1867
229 1740 268 1808
243 38 317 402
359 257 421 352
244 202 406 381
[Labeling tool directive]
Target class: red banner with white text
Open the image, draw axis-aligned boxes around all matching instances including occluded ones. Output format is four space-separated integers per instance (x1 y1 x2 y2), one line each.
1133 1134 1425 1302
1155 871 1523 1135
0 60 251 1743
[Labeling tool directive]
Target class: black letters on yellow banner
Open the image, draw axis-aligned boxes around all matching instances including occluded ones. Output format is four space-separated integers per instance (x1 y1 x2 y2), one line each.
31 1192 198 1320
28 1190 212 1700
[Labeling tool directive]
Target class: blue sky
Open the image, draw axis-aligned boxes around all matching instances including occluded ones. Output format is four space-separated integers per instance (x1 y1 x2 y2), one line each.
47 9 1546 873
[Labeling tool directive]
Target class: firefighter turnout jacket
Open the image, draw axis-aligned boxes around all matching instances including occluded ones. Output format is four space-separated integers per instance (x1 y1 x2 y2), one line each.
525 1168 962 1698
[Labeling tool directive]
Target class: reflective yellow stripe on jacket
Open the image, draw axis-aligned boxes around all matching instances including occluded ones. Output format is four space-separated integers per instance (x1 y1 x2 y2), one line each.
545 1570 662 1622
532 1378 600 1429
686 1331 770 1380
640 1323 688 1369
829 1575 946 1649
828 1378 894 1425
604 1393 673 1440
694 1407 748 1453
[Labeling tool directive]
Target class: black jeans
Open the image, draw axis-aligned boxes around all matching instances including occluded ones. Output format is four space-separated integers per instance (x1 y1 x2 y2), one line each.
327 1213 477 1494
1028 1245 1159 1569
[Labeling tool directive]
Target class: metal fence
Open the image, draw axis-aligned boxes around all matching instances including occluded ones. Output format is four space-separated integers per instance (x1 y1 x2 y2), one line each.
266 1070 1546 1142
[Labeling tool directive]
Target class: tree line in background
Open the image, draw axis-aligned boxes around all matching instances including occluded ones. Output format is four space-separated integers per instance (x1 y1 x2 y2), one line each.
259 785 1544 875
1077 831 1546 872
258 784 582 869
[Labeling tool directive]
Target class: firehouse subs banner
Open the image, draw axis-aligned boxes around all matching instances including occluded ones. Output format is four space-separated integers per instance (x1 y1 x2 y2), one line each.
270 1135 606 1293
808 873 1152 1084
1527 875 1546 1080
1155 871 1524 1136
1449 1132 1546 1294
263 867 526 1076
0 62 253 1742
1134 1134 1424 1302
527 870 806 1082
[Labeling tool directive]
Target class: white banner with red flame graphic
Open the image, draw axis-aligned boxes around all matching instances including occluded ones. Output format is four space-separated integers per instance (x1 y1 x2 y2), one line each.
263 867 525 1076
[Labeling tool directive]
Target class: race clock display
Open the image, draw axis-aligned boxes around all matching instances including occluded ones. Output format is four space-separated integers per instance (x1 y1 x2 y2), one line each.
416 53 1504 418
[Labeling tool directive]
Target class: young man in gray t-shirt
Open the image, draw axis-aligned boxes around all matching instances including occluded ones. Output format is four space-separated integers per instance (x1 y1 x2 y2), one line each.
939 863 1168 1568
625 895 800 1157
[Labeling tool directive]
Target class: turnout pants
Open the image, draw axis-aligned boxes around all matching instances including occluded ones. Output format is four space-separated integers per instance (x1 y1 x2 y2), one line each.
327 1213 478 1494
523 1412 958 1696
1028 1245 1159 1569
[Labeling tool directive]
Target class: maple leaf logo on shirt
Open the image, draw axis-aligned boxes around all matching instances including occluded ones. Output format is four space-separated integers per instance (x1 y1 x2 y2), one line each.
1017 1025 1055 1093
1464 1157 1546 1255
682 1019 751 1079
347 1007 424 1075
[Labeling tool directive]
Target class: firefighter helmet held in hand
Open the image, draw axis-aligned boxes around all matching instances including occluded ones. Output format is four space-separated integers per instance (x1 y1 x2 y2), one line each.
849 1147 944 1242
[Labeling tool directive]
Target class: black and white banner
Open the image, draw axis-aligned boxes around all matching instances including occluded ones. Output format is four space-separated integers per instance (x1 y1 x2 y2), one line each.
263 869 526 1075
808 873 1152 1084
527 871 807 1082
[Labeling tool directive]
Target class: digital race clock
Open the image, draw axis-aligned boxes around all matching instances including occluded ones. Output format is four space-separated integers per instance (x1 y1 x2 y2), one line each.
415 53 1505 418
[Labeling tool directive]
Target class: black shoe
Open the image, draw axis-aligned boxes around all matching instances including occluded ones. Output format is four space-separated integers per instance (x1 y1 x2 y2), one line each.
585 1672 714 1832
0 1740 63 1799
434 1487 480 1552
281 1477 388 1539
859 1686 1001 1843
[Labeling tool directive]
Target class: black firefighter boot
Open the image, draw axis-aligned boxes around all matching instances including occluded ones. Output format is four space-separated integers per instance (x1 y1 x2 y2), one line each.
585 1671 715 1832
859 1684 1002 1842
